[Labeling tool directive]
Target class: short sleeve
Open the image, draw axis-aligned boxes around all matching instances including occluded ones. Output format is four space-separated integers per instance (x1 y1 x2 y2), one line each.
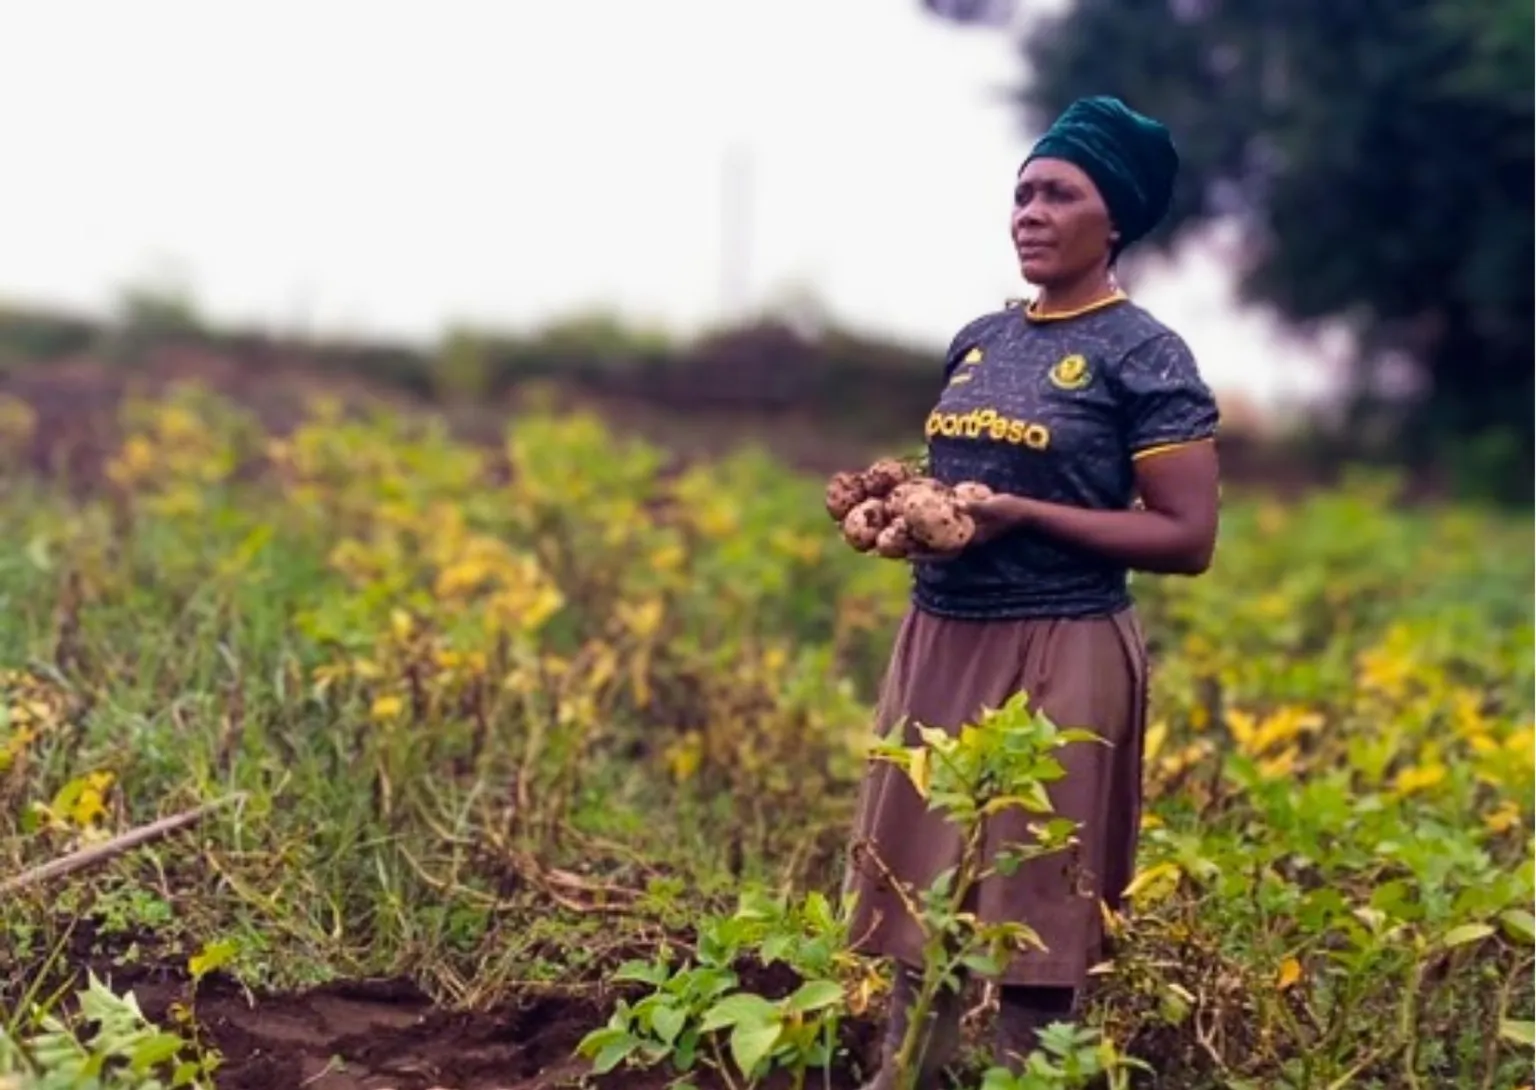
1114 332 1220 458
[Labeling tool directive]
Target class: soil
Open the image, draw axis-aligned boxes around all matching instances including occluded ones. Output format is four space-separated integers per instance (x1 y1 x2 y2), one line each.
177 979 601 1090
94 963 880 1090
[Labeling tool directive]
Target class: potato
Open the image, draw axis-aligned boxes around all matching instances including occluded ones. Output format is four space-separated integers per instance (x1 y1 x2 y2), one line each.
892 479 950 523
951 481 994 505
886 482 918 510
836 467 992 557
874 517 914 558
861 458 914 498
841 498 889 552
888 476 940 512
904 489 976 553
824 469 868 522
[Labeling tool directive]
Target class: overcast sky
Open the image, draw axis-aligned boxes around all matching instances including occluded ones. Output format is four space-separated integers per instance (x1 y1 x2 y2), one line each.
0 0 1337 408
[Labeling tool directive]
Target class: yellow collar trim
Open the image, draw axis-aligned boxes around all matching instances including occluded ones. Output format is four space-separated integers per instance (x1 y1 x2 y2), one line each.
1024 289 1129 323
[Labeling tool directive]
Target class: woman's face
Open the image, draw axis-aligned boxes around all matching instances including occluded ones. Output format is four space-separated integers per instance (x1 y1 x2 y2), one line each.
1011 158 1115 287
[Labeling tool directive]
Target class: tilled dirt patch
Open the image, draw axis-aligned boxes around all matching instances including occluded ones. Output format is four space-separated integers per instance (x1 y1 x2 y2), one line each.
117 971 876 1090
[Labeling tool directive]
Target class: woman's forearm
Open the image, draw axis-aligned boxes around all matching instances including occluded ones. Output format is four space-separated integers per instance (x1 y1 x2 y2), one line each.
1012 497 1214 575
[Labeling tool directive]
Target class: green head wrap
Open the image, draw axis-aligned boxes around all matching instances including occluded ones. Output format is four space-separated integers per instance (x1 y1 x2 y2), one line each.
1022 95 1178 257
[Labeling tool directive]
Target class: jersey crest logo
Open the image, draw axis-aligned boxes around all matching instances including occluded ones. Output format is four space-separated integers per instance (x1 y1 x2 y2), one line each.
1048 353 1092 391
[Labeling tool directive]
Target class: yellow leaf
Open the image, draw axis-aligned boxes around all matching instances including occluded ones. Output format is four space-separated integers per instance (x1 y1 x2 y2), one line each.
70 791 107 828
1224 709 1257 750
587 644 619 693
1251 706 1324 754
1483 800 1521 834
1393 762 1447 796
0 724 35 772
435 559 490 598
1276 957 1302 991
1256 745 1301 780
1122 861 1181 903
1144 719 1168 765
370 695 404 721
648 541 686 575
1356 639 1416 700
1507 726 1535 770
56 771 115 829
664 733 704 783
848 969 882 1017
906 748 931 798
1450 689 1489 741
188 938 239 981
618 598 665 640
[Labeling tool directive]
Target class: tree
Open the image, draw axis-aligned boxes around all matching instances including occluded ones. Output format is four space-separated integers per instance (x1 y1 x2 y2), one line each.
945 0 1532 499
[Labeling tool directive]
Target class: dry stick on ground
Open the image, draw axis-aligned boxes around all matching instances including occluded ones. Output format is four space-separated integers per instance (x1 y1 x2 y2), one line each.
0 794 247 897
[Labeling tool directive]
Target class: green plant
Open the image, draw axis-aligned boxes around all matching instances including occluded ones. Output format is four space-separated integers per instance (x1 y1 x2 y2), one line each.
0 973 216 1089
866 691 1150 1087
576 891 857 1088
977 1022 1147 1090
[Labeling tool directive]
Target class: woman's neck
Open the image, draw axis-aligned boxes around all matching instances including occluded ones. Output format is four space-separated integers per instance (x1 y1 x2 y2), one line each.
1030 273 1122 318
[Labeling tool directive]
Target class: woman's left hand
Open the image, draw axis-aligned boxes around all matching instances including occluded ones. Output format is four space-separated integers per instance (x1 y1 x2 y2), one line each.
908 492 1035 563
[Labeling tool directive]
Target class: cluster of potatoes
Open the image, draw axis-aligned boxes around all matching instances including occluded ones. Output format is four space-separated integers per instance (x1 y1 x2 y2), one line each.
824 458 993 559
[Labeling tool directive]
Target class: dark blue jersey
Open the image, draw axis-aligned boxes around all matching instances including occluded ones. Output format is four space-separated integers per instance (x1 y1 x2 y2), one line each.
913 295 1219 620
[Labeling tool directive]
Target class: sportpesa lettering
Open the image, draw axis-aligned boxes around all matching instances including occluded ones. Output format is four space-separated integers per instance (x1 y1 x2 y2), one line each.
924 407 1052 450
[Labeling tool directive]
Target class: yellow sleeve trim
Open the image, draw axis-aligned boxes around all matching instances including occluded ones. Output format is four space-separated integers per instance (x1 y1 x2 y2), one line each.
1131 437 1215 462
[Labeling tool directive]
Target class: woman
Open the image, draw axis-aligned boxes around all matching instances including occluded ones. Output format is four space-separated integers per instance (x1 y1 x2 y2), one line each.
843 95 1221 1083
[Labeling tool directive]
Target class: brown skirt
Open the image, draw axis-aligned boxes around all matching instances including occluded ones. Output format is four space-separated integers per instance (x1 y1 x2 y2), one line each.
841 604 1148 988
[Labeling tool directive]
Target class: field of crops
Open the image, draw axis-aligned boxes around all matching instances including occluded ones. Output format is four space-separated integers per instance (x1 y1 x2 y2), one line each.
0 382 1531 1090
